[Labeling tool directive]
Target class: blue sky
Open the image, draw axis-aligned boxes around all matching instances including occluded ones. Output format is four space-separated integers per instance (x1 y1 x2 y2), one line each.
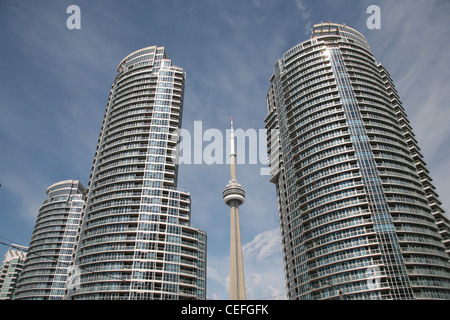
1 0 449 300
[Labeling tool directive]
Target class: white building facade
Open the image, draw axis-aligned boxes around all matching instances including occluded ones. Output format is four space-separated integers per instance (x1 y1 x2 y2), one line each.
265 23 450 300
14 180 85 300
0 244 27 299
69 46 206 300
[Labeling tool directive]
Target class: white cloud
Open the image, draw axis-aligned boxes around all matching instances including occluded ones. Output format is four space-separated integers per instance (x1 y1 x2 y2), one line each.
206 228 286 300
295 0 312 35
242 228 285 300
295 0 306 10
252 0 261 7
243 228 281 262
243 228 286 299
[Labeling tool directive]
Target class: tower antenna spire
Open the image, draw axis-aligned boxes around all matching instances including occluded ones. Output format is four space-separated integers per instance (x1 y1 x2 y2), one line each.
230 117 236 181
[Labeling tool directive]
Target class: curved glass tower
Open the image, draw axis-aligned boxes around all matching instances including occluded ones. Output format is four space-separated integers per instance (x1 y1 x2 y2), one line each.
265 22 450 300
0 244 28 300
69 46 206 300
14 180 85 300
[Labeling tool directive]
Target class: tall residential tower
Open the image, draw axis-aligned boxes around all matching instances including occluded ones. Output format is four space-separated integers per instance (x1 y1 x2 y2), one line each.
69 46 207 300
223 119 246 300
14 180 85 300
265 22 450 300
0 244 27 300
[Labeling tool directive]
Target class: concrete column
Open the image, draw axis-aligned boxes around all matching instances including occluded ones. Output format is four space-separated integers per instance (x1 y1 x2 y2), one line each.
229 203 246 300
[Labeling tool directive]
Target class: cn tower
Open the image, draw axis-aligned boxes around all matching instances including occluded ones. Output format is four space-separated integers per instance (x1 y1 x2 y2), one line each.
222 118 246 300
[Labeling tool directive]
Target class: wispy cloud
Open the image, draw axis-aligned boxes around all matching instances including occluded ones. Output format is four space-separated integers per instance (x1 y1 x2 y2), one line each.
243 228 286 299
243 228 282 262
295 0 312 35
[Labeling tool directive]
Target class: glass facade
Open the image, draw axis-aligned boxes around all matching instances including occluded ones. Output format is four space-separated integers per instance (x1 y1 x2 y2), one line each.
265 23 450 299
0 244 27 300
14 180 85 300
68 46 206 300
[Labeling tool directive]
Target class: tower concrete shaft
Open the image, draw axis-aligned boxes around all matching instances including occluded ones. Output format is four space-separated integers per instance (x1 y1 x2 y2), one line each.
223 118 246 300
229 203 245 300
